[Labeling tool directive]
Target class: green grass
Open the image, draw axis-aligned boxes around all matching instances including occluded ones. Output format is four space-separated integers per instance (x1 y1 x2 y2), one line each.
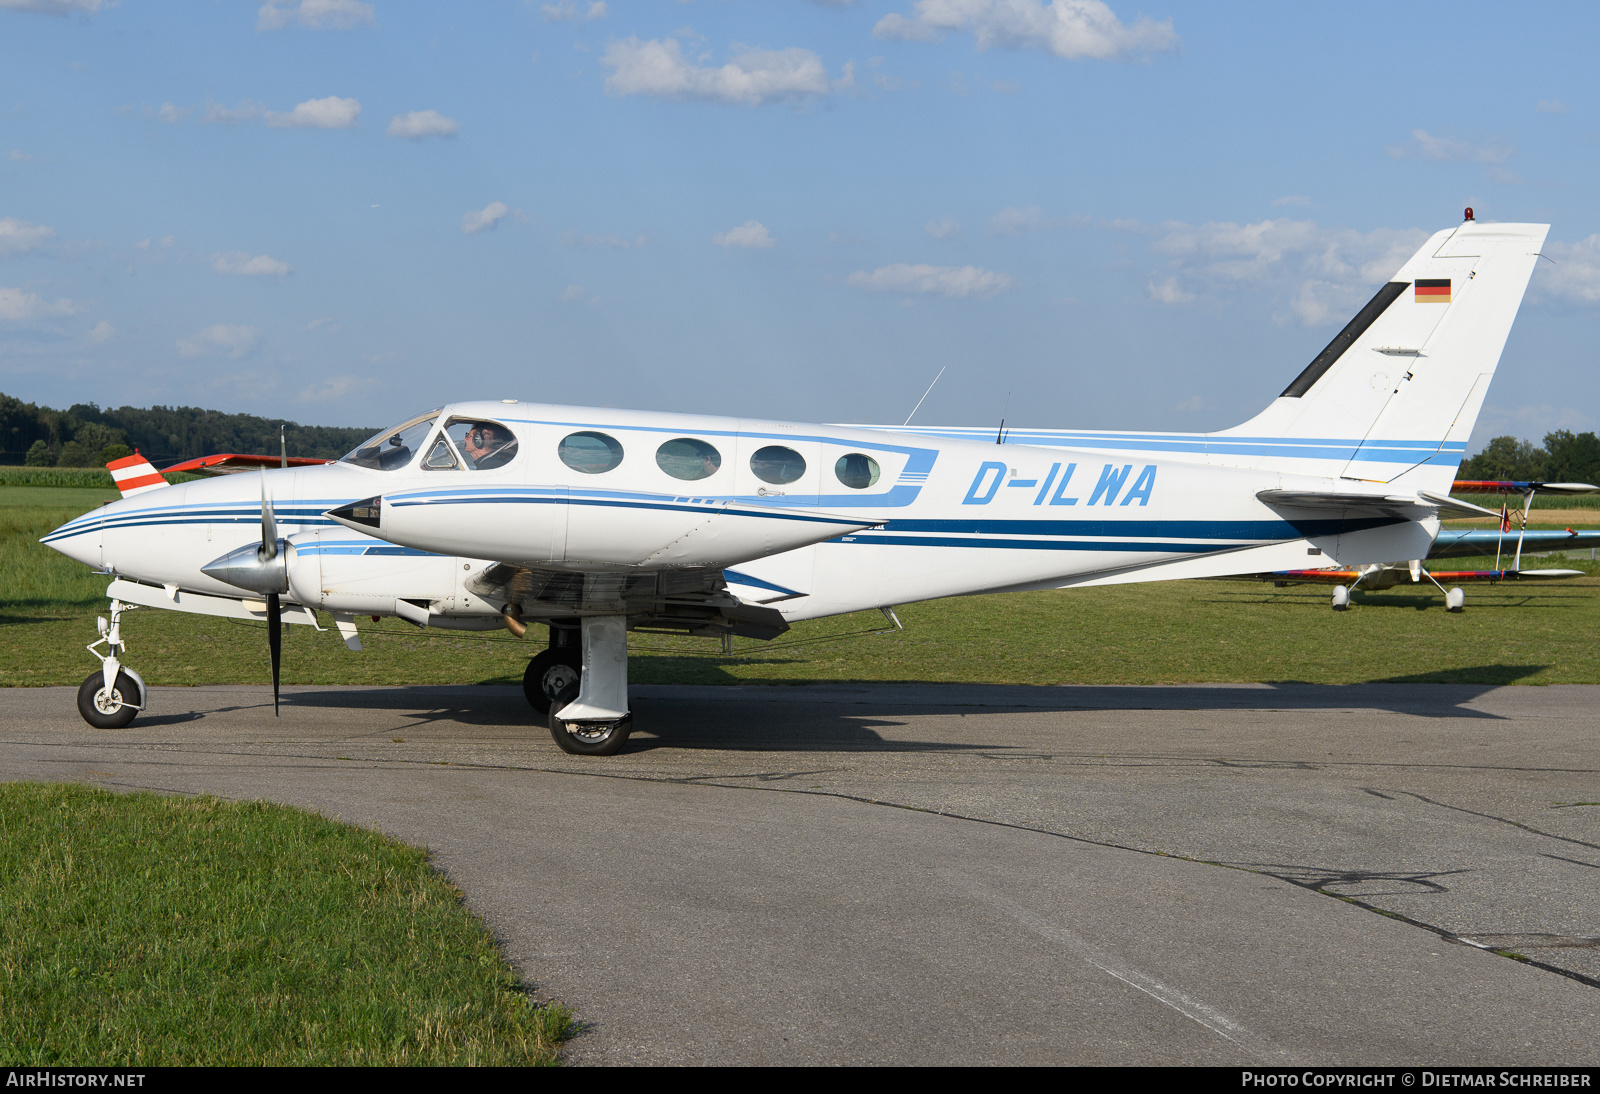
6 485 1600 688
0 468 204 489
0 783 570 1066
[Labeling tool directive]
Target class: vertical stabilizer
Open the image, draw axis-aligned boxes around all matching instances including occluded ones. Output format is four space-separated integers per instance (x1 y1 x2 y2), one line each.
1218 220 1547 490
107 451 169 497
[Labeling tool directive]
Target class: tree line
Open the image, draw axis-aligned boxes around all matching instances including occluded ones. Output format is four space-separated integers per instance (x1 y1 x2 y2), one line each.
1457 430 1600 484
0 392 376 468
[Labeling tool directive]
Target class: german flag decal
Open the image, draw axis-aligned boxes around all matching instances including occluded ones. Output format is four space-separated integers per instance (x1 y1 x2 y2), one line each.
1415 278 1452 303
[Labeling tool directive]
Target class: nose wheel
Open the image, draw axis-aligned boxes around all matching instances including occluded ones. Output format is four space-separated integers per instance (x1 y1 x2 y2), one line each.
77 670 140 729
77 598 147 729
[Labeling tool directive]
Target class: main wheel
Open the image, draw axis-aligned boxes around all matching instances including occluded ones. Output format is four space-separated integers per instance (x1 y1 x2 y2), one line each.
522 648 581 715
548 682 632 756
77 670 139 729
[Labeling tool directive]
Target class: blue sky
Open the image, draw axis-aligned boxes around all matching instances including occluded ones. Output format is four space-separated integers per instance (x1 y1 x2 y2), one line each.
3 0 1598 449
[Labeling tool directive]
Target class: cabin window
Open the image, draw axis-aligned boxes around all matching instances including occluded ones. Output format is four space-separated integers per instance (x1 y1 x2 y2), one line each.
421 436 460 471
750 445 806 485
443 418 519 470
834 453 881 490
656 438 721 481
340 413 439 471
559 431 624 474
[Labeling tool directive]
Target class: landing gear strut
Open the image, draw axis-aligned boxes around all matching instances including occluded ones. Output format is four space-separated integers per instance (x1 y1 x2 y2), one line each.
547 615 632 756
76 598 147 729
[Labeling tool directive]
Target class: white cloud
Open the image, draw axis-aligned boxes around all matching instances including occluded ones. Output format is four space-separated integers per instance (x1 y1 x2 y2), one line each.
8 151 33 162
989 205 1040 236
559 284 600 305
156 102 190 123
213 252 291 276
0 287 79 321
0 217 55 255
1536 99 1567 114
86 320 113 343
461 201 511 234
0 0 111 13
1272 194 1311 207
305 316 340 332
1386 128 1512 164
603 37 832 106
541 0 606 20
1537 236 1600 304
874 0 1178 61
257 0 375 31
712 220 775 249
265 96 361 129
1136 217 1428 326
924 215 961 239
1146 277 1194 305
847 263 1014 299
387 110 459 140
177 324 259 359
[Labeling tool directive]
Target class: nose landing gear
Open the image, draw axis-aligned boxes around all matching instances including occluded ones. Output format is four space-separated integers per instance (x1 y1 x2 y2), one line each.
77 598 147 729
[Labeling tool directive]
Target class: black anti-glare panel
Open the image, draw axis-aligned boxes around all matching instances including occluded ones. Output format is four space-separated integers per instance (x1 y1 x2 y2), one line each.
1279 281 1410 398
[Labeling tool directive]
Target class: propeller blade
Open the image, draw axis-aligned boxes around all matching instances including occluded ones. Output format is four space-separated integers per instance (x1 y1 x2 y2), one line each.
259 469 278 562
267 591 281 716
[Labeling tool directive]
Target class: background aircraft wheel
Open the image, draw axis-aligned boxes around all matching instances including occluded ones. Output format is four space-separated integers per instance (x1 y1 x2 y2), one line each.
77 671 139 729
523 648 581 715
1331 585 1350 611
547 683 632 756
1446 587 1465 612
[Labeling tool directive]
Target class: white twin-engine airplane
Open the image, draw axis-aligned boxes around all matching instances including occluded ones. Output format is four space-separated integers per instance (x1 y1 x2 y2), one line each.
44 216 1547 755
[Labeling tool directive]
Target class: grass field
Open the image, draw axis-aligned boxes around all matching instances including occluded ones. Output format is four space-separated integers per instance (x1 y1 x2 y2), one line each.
6 485 1599 688
0 783 569 1066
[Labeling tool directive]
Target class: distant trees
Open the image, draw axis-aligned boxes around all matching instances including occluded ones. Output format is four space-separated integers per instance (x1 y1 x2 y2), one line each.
1458 430 1600 484
0 392 374 467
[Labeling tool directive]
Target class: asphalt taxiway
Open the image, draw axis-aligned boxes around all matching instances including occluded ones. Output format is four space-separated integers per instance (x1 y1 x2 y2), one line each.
2 681 1596 1065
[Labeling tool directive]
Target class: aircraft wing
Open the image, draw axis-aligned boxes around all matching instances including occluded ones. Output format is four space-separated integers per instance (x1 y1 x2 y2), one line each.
466 563 789 639
164 453 334 476
1263 566 1584 585
1429 527 1600 559
1451 479 1599 496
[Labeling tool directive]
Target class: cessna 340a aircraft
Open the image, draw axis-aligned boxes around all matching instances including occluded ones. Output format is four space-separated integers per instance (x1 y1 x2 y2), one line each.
43 215 1557 754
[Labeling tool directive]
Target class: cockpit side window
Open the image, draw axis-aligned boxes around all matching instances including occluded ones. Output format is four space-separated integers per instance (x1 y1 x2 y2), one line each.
444 418 519 470
340 413 439 471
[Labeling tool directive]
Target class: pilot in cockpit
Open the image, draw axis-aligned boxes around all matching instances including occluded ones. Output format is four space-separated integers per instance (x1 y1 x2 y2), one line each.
460 421 518 470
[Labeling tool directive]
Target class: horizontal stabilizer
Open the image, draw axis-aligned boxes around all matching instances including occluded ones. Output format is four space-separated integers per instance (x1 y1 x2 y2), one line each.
1257 488 1498 520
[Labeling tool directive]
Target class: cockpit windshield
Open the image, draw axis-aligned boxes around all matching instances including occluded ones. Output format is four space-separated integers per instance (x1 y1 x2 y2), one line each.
339 412 440 471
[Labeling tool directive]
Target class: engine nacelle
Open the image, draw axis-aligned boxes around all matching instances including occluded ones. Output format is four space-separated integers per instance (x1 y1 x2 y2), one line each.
284 530 500 617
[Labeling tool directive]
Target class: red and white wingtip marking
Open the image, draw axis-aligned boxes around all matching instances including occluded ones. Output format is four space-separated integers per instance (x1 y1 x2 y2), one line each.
107 451 168 497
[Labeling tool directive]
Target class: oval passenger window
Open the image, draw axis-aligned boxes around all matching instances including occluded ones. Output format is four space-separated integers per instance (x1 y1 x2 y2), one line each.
835 453 881 490
750 445 806 485
559 431 624 474
656 438 721 481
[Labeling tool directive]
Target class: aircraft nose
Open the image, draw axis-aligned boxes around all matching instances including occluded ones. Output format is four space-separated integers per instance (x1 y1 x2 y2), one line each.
42 524 102 569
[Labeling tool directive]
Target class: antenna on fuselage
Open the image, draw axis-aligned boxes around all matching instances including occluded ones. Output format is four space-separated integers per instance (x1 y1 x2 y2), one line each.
902 367 946 427
996 391 1011 445
280 425 287 469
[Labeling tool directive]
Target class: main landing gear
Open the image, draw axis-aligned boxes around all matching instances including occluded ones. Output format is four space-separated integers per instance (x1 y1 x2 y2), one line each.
76 599 148 729
533 615 633 756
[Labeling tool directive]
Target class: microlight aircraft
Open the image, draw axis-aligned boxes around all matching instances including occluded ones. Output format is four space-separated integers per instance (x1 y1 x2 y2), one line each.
44 216 1552 755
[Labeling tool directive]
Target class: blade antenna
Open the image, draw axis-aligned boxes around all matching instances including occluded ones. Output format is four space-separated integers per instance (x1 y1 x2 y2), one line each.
280 425 287 469
902 367 946 427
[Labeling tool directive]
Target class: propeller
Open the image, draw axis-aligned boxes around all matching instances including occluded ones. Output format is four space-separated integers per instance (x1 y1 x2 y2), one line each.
259 470 281 716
